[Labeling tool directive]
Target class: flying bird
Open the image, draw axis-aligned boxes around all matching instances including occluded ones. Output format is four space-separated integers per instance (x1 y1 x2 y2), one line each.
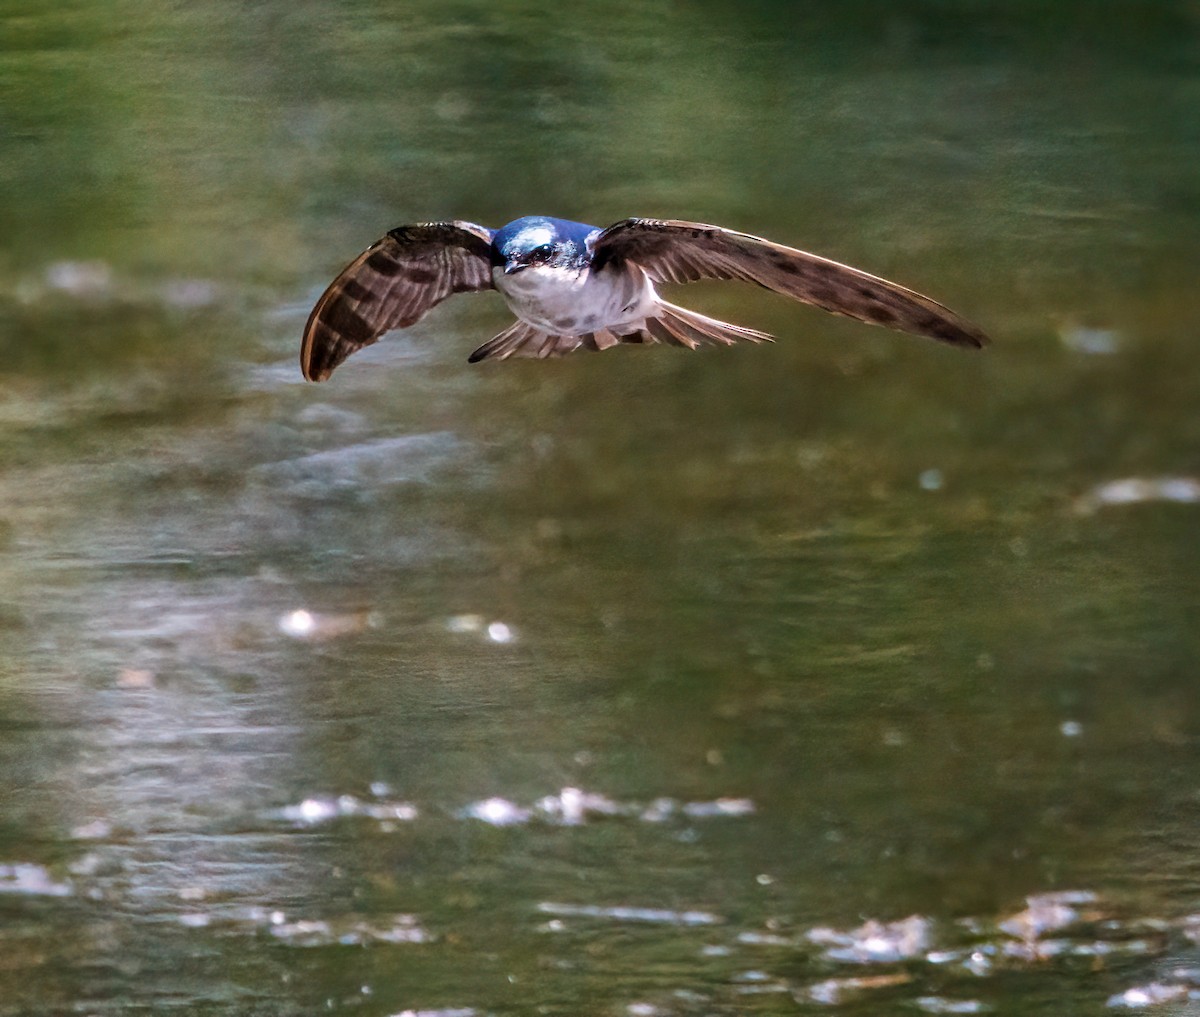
300 216 988 381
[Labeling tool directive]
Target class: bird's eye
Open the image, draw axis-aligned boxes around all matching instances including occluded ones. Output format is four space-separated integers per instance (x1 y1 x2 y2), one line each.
530 244 554 262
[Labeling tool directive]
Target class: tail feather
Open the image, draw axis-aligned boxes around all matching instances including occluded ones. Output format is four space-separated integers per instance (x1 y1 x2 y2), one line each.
598 304 774 352
580 329 623 351
468 321 583 362
655 302 774 347
534 330 564 359
644 315 699 349
467 305 773 363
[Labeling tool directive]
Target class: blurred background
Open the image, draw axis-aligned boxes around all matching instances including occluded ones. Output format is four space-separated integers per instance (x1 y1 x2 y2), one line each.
2 2 1199 1014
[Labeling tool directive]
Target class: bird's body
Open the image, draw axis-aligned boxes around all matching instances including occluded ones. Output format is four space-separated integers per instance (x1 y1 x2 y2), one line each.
300 215 987 381
493 249 655 336
489 248 638 335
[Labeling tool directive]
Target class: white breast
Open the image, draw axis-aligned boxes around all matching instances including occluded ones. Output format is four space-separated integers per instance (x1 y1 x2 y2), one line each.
493 264 658 335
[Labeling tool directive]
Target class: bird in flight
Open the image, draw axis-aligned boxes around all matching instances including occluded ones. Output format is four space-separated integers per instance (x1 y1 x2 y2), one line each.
300 216 988 381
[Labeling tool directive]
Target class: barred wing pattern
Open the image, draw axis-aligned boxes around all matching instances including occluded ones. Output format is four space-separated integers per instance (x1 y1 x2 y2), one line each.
300 221 495 381
590 219 988 349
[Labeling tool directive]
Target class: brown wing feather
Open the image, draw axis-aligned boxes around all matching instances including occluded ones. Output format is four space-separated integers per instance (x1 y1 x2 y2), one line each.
591 218 989 349
300 221 495 381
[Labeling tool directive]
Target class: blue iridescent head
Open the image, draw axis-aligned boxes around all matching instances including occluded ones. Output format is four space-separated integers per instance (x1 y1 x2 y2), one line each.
492 216 597 274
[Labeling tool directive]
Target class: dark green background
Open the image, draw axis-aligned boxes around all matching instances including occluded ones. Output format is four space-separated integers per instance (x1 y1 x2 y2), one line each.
2 2 1198 1014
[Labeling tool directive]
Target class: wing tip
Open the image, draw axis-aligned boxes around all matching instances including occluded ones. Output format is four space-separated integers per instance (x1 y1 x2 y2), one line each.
299 316 339 381
299 328 321 381
300 314 375 381
300 359 331 382
930 317 991 350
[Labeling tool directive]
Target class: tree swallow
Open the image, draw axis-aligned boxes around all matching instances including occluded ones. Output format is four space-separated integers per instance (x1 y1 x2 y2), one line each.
300 216 988 381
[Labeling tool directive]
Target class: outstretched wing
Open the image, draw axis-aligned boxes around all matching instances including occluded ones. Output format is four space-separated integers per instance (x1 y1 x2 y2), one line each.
301 221 496 381
590 218 988 349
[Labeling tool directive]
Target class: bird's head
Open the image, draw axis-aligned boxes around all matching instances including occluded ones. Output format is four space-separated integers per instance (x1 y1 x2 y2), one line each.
493 217 594 275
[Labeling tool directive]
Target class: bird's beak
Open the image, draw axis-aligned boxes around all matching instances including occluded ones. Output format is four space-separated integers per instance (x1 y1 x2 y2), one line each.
503 262 525 275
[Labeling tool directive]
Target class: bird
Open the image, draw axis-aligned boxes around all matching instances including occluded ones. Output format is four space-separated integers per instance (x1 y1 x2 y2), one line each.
300 215 988 381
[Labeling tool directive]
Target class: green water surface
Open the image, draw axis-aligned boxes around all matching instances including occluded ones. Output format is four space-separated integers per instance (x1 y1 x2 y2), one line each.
1 3 1199 1014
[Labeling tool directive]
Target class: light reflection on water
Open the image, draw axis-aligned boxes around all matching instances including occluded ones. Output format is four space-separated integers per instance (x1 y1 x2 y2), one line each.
3 2 1200 1015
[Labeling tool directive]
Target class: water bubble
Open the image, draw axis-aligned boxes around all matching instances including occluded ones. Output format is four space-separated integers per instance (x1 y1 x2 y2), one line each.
1107 983 1189 1008
1060 323 1120 355
445 614 483 633
282 797 340 824
462 797 531 826
179 912 211 928
44 260 113 297
537 902 721 926
280 609 315 637
914 996 990 1013
279 608 374 641
0 863 72 897
682 798 755 818
487 621 515 643
1077 476 1200 514
919 468 944 491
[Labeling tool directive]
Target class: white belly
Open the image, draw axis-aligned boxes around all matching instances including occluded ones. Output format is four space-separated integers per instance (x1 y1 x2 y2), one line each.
493 264 658 335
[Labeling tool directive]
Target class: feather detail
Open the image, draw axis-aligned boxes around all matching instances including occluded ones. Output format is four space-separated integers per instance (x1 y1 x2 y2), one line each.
591 219 989 349
652 302 774 347
301 221 495 381
468 321 584 362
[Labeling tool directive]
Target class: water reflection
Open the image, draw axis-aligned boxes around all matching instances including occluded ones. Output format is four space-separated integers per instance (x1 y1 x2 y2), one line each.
3 1 1200 1015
